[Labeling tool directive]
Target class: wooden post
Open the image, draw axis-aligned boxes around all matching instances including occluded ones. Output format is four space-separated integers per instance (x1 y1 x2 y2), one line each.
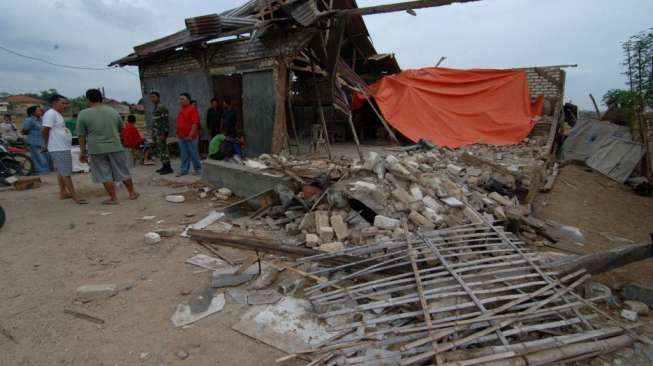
311 61 332 160
347 112 364 161
360 87 399 143
589 94 601 120
286 70 301 155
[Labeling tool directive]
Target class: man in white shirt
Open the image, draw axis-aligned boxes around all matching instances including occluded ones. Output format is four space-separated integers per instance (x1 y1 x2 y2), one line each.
42 94 86 204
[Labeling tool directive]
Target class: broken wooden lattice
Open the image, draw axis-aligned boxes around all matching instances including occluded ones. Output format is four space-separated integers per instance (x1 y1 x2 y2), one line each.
283 222 639 365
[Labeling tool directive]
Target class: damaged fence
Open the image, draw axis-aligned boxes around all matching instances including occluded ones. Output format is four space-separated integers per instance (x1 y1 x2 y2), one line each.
281 221 638 365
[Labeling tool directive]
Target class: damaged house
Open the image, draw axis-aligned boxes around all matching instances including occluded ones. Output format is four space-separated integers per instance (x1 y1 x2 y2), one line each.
110 0 410 157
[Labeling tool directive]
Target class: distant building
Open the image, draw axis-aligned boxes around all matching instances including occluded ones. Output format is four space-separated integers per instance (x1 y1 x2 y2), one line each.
1 95 46 116
0 100 8 114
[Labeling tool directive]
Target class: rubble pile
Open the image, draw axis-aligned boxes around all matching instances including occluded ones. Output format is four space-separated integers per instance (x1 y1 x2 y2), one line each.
203 143 564 254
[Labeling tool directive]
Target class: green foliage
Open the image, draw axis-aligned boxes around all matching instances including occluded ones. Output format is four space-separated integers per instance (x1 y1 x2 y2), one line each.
621 29 653 109
38 88 60 101
602 89 638 110
68 95 89 113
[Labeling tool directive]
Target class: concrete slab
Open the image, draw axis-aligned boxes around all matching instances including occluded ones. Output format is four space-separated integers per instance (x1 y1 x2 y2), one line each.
201 160 291 201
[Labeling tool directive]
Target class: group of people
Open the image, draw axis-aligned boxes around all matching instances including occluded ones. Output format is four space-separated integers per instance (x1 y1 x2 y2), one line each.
8 90 139 204
148 92 242 176
7 88 243 205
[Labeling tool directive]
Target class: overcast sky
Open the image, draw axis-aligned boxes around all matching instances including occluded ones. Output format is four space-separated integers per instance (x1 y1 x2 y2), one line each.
0 0 651 110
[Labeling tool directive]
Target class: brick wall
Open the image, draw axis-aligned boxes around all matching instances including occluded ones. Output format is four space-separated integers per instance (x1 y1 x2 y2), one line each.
525 67 565 101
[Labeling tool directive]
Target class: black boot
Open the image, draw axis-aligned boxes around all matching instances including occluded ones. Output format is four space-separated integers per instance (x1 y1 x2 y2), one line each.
158 162 173 175
155 164 164 173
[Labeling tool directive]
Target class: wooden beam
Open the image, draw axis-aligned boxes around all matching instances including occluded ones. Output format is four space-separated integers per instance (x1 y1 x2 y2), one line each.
544 243 653 276
329 0 481 17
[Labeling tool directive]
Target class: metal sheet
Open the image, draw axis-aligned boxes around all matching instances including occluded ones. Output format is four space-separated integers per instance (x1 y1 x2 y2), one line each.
142 70 213 139
242 70 277 156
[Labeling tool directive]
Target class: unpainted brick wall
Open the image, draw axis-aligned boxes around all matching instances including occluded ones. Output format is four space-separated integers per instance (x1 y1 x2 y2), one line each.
525 67 565 101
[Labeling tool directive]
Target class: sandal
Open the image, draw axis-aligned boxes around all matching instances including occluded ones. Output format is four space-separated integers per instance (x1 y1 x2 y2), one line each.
101 199 118 205
74 199 89 205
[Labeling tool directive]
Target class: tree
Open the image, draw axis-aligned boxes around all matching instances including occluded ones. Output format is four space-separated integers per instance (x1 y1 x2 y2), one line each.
602 89 638 110
38 88 60 102
621 29 653 110
68 95 89 113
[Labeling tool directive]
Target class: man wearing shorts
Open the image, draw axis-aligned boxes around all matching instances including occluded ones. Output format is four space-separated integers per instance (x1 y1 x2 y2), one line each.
41 94 86 204
77 89 139 205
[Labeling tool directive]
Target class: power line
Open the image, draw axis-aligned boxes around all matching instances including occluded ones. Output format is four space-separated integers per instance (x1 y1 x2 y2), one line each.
0 44 137 76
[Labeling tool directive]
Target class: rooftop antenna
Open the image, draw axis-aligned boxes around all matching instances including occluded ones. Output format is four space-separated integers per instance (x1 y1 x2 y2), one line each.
435 56 446 67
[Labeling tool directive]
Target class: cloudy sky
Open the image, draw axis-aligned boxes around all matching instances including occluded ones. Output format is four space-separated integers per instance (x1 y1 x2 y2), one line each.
0 0 651 109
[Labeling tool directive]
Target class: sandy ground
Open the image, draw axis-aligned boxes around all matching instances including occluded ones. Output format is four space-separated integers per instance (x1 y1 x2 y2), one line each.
0 160 303 366
1 153 652 365
533 164 653 288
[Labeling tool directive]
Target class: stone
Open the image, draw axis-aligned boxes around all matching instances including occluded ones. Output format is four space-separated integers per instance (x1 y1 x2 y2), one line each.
442 197 464 208
620 309 639 322
330 215 349 241
488 192 513 207
391 187 415 204
409 211 435 230
165 195 185 203
319 242 345 253
493 206 506 220
624 300 649 316
350 181 378 191
409 185 423 200
211 273 255 288
446 164 465 176
144 232 162 245
155 228 176 238
217 187 232 197
318 226 334 242
423 196 444 213
175 349 189 360
305 233 320 247
314 211 330 233
251 267 280 290
76 284 118 303
374 215 400 230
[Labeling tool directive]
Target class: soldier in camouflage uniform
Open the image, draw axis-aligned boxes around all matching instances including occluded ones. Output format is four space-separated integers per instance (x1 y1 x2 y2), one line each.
148 91 173 175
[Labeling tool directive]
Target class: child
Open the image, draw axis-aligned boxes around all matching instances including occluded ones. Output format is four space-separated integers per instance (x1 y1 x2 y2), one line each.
122 115 153 165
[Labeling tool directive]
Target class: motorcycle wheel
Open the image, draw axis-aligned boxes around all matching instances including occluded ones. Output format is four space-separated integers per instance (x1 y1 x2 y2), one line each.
0 205 5 229
11 153 33 176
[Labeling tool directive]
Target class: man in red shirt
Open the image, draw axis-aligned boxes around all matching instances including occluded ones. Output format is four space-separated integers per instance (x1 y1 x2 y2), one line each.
176 92 202 176
122 115 152 165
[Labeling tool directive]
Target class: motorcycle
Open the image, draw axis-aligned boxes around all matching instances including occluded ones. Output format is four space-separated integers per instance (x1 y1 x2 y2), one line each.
0 138 32 181
0 141 25 186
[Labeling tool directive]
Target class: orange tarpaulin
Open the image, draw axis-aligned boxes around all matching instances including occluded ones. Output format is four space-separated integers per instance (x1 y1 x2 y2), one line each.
353 67 543 148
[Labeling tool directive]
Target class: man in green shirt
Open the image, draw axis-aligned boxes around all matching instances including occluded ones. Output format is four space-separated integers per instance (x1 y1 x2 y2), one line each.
149 91 173 175
77 89 139 204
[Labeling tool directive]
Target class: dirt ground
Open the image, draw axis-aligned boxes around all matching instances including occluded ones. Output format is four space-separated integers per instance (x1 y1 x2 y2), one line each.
1 156 652 365
532 164 653 288
0 160 303 366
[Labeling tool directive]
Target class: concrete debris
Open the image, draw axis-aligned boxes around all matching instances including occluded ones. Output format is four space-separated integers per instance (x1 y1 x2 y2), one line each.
185 254 229 271
374 215 400 230
620 309 639 322
166 195 186 203
144 232 161 245
319 241 345 253
155 228 177 238
231 297 331 354
171 292 225 328
623 300 649 316
211 273 255 288
76 284 118 303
